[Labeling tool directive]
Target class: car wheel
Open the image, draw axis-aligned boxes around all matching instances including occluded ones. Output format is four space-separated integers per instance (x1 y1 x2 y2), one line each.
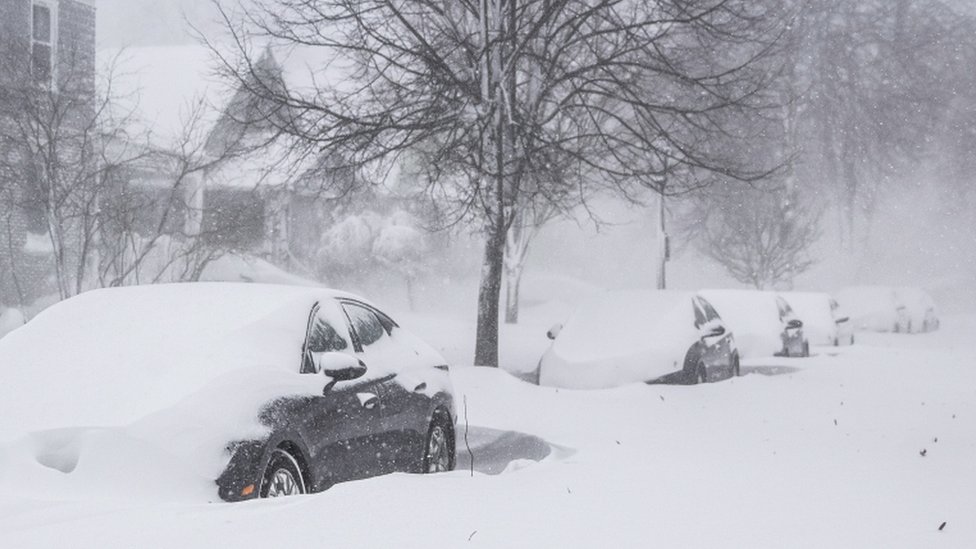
422 414 454 473
731 354 741 377
260 448 306 498
803 341 810 357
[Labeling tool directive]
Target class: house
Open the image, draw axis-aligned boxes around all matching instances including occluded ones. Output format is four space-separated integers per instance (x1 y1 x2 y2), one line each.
107 44 354 275
0 0 96 306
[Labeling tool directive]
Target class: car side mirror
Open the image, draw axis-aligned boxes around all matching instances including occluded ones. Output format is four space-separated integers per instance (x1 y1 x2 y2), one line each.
547 323 563 340
835 316 850 324
314 352 367 381
699 319 725 339
787 319 803 329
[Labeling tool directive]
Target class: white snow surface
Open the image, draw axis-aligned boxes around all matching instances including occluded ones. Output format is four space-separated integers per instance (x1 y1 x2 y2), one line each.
700 289 784 358
538 290 699 389
0 312 974 547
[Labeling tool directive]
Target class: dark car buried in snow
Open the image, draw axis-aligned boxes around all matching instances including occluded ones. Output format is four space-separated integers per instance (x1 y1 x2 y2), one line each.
0 283 456 502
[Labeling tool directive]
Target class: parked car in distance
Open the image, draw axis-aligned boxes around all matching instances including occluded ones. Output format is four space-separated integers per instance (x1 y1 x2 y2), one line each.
835 286 914 333
700 290 808 359
780 292 853 347
829 297 856 345
0 283 456 502
538 290 739 389
896 287 940 333
774 295 810 357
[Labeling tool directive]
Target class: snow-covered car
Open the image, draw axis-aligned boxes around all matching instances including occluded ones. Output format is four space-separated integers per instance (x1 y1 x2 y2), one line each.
896 287 940 333
829 297 856 345
773 295 810 357
835 286 911 333
780 292 854 346
700 290 809 359
537 290 739 389
0 283 456 502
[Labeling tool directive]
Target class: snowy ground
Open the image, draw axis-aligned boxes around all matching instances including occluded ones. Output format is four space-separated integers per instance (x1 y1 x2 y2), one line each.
1 314 974 547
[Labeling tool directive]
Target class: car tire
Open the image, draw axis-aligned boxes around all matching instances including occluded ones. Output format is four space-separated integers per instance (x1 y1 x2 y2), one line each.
803 341 810 357
731 354 741 377
422 413 455 473
260 448 306 498
688 360 707 384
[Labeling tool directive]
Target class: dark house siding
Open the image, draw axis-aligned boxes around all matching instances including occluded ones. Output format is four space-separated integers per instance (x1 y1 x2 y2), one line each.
0 0 96 306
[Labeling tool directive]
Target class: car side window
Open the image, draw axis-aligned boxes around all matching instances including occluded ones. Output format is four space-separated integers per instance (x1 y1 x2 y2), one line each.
302 303 352 373
700 299 721 322
308 314 348 353
775 297 791 320
342 303 387 349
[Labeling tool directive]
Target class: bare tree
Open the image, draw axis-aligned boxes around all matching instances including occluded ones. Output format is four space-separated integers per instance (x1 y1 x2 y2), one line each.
0 42 126 299
0 41 280 304
211 0 786 366
688 180 820 289
781 0 971 247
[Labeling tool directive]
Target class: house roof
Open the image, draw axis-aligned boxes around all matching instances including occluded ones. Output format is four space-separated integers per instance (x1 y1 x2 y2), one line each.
101 45 232 147
101 43 355 190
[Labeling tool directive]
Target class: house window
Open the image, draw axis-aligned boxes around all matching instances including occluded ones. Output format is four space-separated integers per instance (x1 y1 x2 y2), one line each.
31 3 54 83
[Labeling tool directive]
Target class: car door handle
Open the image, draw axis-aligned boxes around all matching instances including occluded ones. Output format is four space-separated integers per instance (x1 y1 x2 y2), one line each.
357 392 379 410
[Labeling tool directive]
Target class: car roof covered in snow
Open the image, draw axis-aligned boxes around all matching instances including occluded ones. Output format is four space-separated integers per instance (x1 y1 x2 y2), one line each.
0 283 372 434
554 290 698 361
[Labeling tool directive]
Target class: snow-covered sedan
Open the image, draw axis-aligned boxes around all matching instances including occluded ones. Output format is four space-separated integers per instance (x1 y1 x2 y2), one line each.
701 290 809 359
780 292 853 347
538 290 739 389
896 287 940 333
774 295 810 357
835 286 911 333
0 283 456 502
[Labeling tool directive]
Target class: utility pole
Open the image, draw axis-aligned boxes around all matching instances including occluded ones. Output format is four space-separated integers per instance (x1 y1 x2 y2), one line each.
656 186 669 290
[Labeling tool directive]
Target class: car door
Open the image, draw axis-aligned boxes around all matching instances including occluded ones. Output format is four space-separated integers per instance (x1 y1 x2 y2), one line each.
340 301 423 474
299 300 388 484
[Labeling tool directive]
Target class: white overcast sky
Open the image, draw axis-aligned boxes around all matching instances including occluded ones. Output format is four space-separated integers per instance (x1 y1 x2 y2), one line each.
96 0 224 49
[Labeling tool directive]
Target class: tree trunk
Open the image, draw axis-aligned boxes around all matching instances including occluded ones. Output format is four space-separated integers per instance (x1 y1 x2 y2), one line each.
405 274 416 312
474 212 505 367
656 190 667 290
504 263 523 324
